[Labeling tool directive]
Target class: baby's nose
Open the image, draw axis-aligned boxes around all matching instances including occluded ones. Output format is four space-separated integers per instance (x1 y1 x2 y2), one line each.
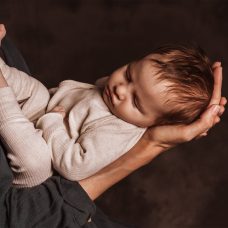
115 84 128 100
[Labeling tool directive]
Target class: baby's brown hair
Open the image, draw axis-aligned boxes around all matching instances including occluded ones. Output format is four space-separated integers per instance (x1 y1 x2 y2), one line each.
147 43 214 125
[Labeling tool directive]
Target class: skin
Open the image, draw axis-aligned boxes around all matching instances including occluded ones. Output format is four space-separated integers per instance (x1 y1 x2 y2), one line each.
102 58 170 128
79 62 226 200
41 63 227 200
0 24 226 201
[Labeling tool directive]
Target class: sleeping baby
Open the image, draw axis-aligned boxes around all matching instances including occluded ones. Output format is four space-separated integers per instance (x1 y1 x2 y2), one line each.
0 24 213 187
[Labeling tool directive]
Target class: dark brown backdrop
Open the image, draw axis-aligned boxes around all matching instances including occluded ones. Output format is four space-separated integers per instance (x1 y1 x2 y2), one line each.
1 0 228 227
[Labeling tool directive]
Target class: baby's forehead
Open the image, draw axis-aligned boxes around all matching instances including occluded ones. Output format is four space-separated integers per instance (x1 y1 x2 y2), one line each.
134 56 154 69
134 60 171 95
143 53 163 61
134 57 161 79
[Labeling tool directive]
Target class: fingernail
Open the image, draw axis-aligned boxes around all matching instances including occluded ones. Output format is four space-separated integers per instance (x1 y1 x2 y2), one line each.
211 105 220 114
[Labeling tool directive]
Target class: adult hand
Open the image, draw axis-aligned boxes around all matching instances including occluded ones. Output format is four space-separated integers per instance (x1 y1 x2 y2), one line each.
80 62 226 200
144 62 226 150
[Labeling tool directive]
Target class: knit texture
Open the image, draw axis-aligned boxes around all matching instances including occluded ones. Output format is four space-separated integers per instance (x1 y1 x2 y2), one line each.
0 57 146 187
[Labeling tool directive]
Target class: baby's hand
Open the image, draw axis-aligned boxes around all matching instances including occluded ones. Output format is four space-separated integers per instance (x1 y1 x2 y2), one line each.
49 106 66 118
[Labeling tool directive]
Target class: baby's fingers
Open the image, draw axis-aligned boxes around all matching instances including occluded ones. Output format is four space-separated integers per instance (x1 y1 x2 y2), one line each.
50 105 66 118
52 106 65 112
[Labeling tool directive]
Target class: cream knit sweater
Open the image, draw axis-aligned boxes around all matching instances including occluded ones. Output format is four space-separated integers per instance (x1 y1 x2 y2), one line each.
0 57 146 188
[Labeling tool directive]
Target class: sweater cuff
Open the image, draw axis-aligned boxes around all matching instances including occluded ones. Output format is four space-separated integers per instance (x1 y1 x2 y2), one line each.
0 87 24 124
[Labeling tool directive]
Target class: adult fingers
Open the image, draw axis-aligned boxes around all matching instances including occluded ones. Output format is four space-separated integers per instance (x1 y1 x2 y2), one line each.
220 97 227 106
212 61 221 69
197 115 221 139
182 104 220 141
209 66 222 106
196 132 208 139
212 115 221 126
218 106 225 116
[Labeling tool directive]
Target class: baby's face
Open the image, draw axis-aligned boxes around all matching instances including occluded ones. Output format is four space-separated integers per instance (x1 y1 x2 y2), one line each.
102 57 170 128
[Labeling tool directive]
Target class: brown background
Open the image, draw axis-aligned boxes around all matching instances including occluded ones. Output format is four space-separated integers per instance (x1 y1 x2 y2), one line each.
1 0 228 227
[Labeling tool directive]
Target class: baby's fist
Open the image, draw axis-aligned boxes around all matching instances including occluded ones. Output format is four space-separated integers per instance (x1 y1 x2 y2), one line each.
50 105 66 118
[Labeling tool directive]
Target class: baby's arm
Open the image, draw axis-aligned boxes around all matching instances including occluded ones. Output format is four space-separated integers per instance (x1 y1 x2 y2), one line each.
36 109 144 181
0 25 49 121
0 70 52 187
0 57 50 121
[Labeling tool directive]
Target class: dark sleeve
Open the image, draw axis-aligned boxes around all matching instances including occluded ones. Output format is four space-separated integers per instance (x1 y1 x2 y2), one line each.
4 176 96 228
1 37 31 75
0 133 96 228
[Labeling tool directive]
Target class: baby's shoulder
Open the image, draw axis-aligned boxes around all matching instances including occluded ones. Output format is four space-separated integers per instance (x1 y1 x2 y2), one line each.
59 80 95 90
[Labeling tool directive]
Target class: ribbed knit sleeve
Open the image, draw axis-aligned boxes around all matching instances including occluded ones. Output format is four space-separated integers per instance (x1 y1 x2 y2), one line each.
36 104 146 181
0 87 52 187
36 113 86 180
0 57 50 121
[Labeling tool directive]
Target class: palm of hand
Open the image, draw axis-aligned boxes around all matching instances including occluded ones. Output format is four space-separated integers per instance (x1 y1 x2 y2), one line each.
144 62 226 150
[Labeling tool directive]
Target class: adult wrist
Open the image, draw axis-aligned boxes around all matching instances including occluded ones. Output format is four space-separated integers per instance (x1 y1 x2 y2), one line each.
141 129 174 154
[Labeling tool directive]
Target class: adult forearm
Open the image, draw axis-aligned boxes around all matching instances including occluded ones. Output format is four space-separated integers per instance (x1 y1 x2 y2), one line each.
79 138 165 200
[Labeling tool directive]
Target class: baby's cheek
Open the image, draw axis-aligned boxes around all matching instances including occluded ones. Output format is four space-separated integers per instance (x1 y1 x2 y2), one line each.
120 109 143 126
